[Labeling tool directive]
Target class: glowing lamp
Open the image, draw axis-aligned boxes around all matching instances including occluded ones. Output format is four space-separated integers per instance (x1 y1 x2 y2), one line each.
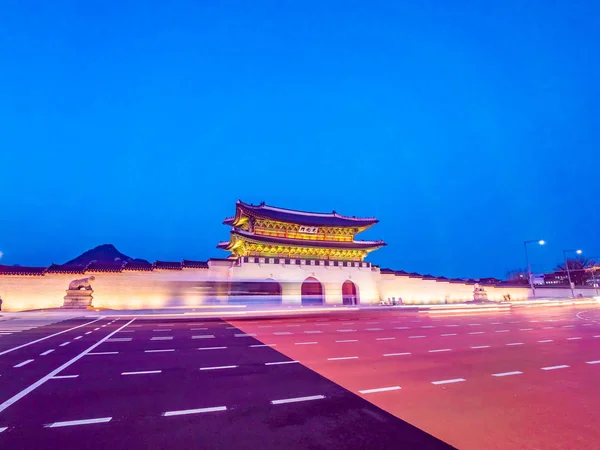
538 240 546 245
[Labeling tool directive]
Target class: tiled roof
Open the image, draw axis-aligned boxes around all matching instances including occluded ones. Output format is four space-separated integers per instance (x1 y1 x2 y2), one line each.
46 264 86 274
380 268 395 274
122 261 154 271
182 260 209 269
86 262 125 273
0 265 47 276
154 261 182 270
227 229 386 250
236 200 379 228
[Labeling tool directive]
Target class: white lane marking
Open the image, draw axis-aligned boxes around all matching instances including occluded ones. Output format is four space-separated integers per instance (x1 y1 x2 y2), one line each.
106 338 132 342
94 328 100 331
429 349 451 353
157 324 171 327
376 337 396 341
122 370 161 375
491 322 502 325
163 406 227 416
409 336 426 339
366 321 380 324
594 335 600 338
145 349 175 353
152 329 171 332
51 375 79 379
59 342 70 347
441 333 457 337
0 320 134 415
14 359 34 368
226 327 237 329
191 328 208 331
234 333 256 337
87 352 119 355
304 331 322 334
0 427 7 433
538 340 553 343
118 330 135 333
395 327 410 330
495 330 509 333
74 336 82 340
468 324 481 326
271 395 325 405
567 337 582 340
45 417 112 428
0 317 105 356
295 342 317 345
337 329 356 333
384 352 412 357
468 332 485 335
199 365 237 371
519 328 533 331
336 339 358 343
258 325 273 328
583 323 593 326
85 331 92 335
273 332 292 335
562 325 575 328
541 365 570 371
249 344 275 348
198 347 227 350
191 335 214 339
509 321 520 324
530 320 539 323
359 386 401 394
366 328 384 331
315 323 330 326
471 345 490 349
40 349 55 356
421 326 435 329
328 356 358 361
265 360 299 366
586 360 600 364
543 327 555 329
492 371 522 377
101 325 106 328
431 378 465 385
506 342 524 346
445 324 460 327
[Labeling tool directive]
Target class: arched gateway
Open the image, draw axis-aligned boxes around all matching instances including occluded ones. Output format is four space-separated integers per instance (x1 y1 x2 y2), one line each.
301 277 324 305
342 280 359 305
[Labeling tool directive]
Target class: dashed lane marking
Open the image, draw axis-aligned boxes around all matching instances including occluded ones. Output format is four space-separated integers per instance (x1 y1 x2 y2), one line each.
85 331 92 335
14 359 34 368
359 386 401 394
163 406 227 417
429 349 451 353
106 338 132 342
94 328 100 331
562 325 575 328
468 324 481 326
491 322 502 325
59 342 70 347
265 360 299 366
541 365 570 371
567 337 582 340
87 352 119 355
538 340 553 343
543 327 555 329
51 375 79 379
492 371 522 377
383 352 411 357
45 417 112 428
395 327 410 330
495 330 509 333
198 347 227 350
376 337 395 341
74 336 82 340
191 328 208 331
366 328 384 331
273 332 292 335
471 345 490 349
506 342 524 346
249 344 275 348
431 378 465 385
152 329 171 332
199 365 237 371
519 328 533 331
0 427 7 433
271 395 325 405
295 342 317 345
191 335 214 339
151 337 173 341
409 336 426 339
586 360 600 364
234 333 256 337
40 349 54 356
336 339 358 343
328 356 359 361
441 333 457 337
0 317 104 357
145 349 175 353
421 326 435 329
304 331 323 334
468 332 485 335
336 329 356 333
122 370 161 376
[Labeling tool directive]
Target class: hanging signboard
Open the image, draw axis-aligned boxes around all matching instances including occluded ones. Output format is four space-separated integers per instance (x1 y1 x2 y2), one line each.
298 226 319 234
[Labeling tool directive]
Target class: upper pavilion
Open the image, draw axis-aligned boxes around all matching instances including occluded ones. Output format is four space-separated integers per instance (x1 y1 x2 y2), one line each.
217 200 386 261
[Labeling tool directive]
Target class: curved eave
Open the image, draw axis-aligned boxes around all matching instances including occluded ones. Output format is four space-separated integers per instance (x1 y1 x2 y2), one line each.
230 230 385 251
236 200 379 228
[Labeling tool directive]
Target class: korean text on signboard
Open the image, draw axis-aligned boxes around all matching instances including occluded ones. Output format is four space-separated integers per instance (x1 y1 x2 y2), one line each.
298 226 319 234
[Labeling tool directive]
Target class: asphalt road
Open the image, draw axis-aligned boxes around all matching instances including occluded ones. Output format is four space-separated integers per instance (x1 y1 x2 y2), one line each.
0 314 452 450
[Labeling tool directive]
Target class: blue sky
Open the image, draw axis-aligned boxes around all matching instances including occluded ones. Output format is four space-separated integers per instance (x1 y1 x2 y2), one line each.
1 0 598 278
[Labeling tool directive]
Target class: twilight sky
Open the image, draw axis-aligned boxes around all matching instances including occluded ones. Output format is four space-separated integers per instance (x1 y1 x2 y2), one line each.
1 1 599 278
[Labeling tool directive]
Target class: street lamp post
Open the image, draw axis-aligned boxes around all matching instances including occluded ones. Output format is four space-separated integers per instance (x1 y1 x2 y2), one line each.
524 240 545 299
563 249 583 298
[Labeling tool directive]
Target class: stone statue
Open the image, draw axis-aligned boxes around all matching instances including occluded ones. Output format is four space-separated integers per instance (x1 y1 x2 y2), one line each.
68 276 96 291
473 283 488 302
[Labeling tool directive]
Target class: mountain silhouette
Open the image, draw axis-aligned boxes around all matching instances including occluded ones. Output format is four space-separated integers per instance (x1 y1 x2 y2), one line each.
63 244 148 266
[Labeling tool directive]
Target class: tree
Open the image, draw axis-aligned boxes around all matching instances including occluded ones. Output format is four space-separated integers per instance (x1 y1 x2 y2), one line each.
554 258 598 286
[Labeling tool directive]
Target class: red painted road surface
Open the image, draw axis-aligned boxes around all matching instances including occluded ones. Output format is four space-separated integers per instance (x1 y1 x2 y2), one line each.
230 305 600 449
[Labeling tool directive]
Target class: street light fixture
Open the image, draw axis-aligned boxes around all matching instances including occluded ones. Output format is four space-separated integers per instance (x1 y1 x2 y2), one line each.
563 249 583 298
524 239 546 298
